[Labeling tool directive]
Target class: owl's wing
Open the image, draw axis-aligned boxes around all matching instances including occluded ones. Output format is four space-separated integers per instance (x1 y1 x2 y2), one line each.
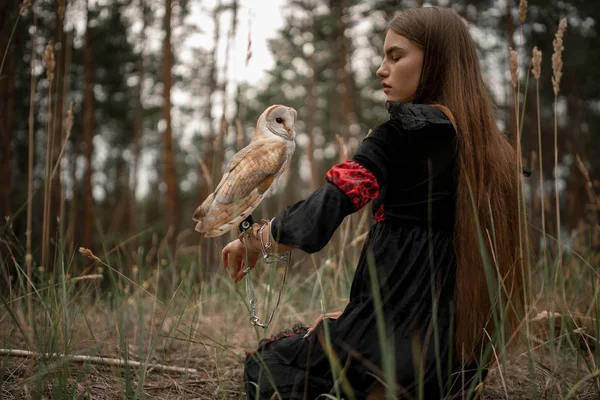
195 139 289 237
214 139 287 204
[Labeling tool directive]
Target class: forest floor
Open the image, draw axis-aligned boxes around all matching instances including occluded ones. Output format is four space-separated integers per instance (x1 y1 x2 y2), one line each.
1 297 598 400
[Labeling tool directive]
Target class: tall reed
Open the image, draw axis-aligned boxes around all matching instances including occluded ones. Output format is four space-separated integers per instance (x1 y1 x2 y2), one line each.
552 18 567 276
532 47 545 267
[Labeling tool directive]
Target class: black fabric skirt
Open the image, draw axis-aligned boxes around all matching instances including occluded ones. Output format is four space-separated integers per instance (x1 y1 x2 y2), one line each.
244 221 487 400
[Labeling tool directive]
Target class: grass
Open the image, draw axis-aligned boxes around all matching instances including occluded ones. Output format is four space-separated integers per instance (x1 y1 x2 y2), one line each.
0 227 355 399
1 211 599 399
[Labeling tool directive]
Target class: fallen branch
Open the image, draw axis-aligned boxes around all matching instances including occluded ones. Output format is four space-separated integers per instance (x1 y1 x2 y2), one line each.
0 348 198 374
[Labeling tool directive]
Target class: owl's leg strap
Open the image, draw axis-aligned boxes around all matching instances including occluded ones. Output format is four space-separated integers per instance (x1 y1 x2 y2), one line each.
238 214 256 233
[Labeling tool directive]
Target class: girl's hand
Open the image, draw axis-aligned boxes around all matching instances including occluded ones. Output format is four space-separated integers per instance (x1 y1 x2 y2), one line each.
303 311 343 338
221 239 259 283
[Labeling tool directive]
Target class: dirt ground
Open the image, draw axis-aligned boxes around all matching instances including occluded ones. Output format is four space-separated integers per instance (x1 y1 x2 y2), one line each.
1 302 598 399
1 331 598 399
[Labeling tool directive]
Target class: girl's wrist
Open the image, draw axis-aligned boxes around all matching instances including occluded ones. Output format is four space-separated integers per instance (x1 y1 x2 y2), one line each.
239 218 293 256
239 219 272 256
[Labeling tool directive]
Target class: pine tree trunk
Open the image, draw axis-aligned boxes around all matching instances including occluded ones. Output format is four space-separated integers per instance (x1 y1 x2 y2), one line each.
163 0 178 240
82 0 95 251
0 2 17 277
0 2 17 226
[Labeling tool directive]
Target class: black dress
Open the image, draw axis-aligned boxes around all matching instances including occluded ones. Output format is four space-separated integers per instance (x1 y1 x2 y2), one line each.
243 102 487 399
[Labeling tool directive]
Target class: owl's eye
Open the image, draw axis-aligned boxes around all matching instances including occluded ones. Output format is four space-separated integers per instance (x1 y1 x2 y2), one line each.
276 117 283 124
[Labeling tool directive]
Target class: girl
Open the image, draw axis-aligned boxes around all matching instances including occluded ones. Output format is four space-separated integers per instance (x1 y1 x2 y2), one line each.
222 6 528 399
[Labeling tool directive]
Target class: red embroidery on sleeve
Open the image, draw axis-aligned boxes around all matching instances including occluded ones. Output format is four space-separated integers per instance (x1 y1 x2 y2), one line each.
374 204 385 222
325 161 380 211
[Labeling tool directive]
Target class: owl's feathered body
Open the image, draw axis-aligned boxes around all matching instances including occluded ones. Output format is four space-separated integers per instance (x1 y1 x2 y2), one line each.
193 105 297 238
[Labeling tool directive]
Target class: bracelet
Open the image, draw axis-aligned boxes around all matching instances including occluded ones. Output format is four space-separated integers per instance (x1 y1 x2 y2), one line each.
239 218 289 264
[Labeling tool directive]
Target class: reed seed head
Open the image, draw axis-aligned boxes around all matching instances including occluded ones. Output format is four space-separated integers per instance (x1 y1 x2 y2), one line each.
509 47 518 90
519 0 528 23
59 0 65 20
43 43 55 82
20 0 31 15
66 102 74 139
71 274 103 282
552 18 567 96
79 247 102 263
532 47 542 80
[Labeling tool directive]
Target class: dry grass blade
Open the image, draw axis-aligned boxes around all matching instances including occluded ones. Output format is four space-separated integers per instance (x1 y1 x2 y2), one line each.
0 0 30 76
49 102 73 180
575 154 598 207
199 159 212 191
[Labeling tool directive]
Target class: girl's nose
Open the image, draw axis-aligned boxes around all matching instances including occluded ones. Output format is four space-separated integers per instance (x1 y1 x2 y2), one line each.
376 63 388 79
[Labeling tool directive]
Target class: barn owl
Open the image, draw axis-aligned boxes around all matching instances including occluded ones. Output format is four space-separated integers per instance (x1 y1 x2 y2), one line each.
193 105 298 238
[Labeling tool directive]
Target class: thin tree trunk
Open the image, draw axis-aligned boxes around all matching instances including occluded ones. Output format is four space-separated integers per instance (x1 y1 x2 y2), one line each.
333 0 359 152
163 0 178 240
198 2 223 274
305 47 320 193
130 0 148 253
230 0 243 126
82 0 95 251
304 2 320 193
200 1 222 202
215 2 236 184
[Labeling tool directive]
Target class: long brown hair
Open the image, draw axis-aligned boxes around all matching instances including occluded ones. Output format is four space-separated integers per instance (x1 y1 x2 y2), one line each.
389 7 528 363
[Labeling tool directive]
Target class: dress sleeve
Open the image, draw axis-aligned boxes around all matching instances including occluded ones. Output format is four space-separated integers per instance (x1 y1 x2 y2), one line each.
270 160 381 253
270 122 404 253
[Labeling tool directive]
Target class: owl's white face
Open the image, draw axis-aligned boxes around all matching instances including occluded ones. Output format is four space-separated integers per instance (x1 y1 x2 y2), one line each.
265 105 297 140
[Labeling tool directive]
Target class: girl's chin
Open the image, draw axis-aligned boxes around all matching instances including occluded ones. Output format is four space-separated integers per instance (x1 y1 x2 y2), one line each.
385 94 410 103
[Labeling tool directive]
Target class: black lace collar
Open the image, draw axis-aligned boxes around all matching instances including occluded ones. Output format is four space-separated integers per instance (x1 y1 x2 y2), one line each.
385 101 451 130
